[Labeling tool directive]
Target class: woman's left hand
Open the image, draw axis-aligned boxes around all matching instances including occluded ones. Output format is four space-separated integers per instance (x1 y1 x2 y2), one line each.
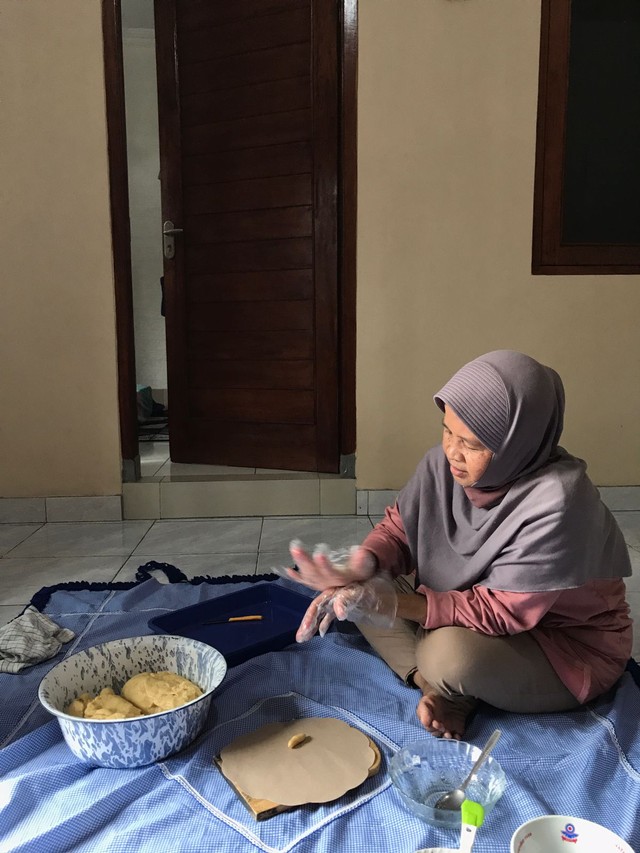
295 575 399 642
295 587 341 642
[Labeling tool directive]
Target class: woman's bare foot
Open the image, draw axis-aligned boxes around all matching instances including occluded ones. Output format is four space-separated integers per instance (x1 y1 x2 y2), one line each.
413 672 474 740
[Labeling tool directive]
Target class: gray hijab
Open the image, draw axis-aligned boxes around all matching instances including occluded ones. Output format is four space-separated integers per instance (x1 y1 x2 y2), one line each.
397 351 631 592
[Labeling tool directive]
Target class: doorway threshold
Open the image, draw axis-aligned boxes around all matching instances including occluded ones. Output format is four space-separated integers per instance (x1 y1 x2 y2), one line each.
122 469 356 519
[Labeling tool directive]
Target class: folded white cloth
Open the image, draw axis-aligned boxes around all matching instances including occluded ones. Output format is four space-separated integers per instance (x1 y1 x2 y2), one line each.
0 606 75 673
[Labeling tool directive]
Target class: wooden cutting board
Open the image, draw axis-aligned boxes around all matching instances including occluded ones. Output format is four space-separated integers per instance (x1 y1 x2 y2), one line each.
215 732 381 821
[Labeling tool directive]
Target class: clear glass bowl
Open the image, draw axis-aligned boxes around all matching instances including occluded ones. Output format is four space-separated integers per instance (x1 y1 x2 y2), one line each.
389 738 507 828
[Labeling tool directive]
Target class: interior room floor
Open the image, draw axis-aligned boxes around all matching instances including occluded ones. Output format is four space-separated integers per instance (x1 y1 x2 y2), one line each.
130 442 356 518
138 441 328 480
1 512 639 660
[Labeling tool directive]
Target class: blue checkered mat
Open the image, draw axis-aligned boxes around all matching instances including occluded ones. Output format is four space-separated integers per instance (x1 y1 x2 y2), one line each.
1 566 638 853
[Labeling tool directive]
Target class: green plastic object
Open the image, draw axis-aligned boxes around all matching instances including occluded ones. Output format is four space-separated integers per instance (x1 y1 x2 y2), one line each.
461 800 485 828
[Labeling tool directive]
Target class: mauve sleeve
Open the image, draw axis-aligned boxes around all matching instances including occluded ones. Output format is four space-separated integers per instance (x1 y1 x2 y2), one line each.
420 585 563 635
360 502 416 578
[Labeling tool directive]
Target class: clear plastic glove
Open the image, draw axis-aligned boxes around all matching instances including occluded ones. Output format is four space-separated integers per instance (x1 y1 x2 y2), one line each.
296 574 398 643
280 540 378 591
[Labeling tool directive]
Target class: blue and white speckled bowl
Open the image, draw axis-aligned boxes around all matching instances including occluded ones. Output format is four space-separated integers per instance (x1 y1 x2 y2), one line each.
38 635 227 768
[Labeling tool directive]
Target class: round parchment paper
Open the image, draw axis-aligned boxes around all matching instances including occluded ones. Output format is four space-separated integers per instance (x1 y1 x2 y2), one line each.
218 717 376 806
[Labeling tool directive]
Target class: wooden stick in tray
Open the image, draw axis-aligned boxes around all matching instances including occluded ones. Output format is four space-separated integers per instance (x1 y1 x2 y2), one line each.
203 615 263 625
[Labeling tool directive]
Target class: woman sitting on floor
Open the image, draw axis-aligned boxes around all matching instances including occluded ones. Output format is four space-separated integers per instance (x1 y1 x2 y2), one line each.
287 350 633 739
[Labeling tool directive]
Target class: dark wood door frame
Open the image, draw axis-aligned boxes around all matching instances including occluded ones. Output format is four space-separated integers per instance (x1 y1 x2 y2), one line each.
102 0 139 480
339 0 357 463
103 0 357 477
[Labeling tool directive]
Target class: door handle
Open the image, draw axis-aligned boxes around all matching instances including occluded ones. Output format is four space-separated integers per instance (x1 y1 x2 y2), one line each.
162 220 183 259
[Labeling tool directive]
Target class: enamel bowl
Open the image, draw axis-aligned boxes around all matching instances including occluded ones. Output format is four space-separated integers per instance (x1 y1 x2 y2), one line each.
38 635 227 768
389 737 506 828
511 815 633 852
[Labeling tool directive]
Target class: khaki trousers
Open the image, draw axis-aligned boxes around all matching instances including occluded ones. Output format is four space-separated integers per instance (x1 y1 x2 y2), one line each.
357 617 579 714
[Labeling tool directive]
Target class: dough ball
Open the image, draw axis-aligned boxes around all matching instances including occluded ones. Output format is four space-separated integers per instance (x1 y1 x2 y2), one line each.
82 687 144 720
121 671 202 714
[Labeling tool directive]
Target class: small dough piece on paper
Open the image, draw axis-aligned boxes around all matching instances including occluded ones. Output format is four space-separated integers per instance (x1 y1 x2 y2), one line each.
219 717 375 806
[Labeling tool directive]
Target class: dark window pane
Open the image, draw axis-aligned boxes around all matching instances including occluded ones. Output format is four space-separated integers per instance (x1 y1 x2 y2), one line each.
562 0 640 245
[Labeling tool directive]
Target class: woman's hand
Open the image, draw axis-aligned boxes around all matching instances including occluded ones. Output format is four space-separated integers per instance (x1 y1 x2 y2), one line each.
296 575 398 642
285 541 378 591
295 587 341 642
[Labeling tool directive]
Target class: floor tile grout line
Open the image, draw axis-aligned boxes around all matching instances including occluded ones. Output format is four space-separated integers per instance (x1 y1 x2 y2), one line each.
257 516 266 557
1 523 46 558
129 519 156 554
110 554 131 583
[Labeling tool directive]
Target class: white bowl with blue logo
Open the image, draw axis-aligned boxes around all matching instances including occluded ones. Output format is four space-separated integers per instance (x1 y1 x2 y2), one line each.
510 815 633 852
38 635 227 768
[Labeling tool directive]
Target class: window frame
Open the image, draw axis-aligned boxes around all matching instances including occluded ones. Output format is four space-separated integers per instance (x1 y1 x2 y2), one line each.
532 0 640 275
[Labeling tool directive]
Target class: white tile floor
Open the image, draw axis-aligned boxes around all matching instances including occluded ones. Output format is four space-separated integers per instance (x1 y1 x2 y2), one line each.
130 443 357 518
1 512 639 660
138 441 335 481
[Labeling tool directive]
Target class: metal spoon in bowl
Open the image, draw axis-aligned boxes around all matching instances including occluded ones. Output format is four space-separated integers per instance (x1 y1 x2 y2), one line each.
434 729 502 812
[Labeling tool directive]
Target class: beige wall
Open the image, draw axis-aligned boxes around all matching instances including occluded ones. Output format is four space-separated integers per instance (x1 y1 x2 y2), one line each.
1 0 638 500
356 0 640 489
0 0 121 497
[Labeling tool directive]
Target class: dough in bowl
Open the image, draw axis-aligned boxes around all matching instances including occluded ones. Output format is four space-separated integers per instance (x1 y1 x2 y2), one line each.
69 688 143 720
121 671 202 714
65 672 202 719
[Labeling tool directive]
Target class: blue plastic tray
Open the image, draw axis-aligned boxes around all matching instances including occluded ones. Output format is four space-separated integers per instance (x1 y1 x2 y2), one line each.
148 583 312 667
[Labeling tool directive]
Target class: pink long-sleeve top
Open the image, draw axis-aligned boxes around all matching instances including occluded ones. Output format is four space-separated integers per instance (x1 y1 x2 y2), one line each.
361 503 633 704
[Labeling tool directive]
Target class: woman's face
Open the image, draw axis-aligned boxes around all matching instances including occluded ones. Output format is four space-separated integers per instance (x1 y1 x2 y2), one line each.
442 404 493 487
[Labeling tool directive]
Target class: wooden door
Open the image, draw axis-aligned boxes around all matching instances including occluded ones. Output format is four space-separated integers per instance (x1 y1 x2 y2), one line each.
154 0 341 471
